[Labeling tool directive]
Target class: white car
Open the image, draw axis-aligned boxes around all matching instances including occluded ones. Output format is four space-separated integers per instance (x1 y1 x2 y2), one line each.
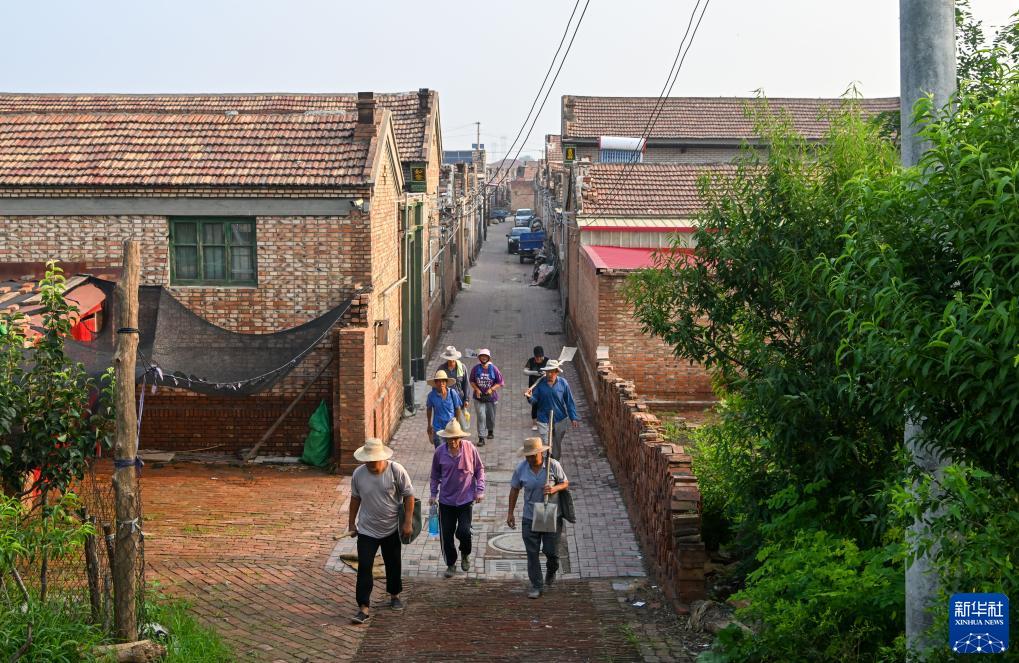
513 209 534 227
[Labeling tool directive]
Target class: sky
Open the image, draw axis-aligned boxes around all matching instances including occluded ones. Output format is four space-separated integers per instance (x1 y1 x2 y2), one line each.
0 1 1013 161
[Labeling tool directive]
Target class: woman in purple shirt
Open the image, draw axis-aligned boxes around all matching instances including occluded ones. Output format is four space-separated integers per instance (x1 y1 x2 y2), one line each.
430 419 486 578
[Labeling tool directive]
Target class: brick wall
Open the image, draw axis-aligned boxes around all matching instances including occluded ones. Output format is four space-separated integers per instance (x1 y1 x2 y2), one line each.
1 211 376 455
509 179 536 212
565 247 714 404
591 359 706 603
597 274 714 403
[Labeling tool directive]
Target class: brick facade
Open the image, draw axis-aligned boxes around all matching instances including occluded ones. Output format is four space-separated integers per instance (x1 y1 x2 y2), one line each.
0 111 409 462
567 246 713 405
590 359 706 603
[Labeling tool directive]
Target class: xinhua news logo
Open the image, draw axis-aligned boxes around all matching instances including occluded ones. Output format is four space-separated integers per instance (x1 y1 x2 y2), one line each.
950 593 1009 654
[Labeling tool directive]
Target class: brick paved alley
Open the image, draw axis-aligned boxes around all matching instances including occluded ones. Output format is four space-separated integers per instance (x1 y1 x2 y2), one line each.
144 231 705 662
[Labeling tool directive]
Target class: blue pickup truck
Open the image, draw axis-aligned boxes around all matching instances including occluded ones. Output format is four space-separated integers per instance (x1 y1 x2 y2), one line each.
517 231 545 264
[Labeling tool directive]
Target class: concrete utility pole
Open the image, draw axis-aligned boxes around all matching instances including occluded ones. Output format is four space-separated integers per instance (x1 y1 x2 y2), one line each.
113 239 142 641
899 0 956 652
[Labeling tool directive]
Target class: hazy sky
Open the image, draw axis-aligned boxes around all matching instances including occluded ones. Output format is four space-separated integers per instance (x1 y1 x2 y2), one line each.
1 1 1013 160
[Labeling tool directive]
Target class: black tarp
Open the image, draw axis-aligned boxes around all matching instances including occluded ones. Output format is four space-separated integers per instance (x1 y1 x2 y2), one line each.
64 277 355 396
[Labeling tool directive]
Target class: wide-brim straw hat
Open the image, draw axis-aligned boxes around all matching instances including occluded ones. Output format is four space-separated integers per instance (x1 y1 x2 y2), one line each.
477 348 492 359
354 438 394 462
441 346 462 361
517 437 551 457
437 419 470 440
540 359 563 372
428 369 455 387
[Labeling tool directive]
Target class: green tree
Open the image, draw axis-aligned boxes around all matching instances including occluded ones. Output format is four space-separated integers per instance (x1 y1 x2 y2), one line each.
0 263 115 498
627 101 905 550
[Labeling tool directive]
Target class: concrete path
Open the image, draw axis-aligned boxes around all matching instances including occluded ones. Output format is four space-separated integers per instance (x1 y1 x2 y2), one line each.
328 228 645 582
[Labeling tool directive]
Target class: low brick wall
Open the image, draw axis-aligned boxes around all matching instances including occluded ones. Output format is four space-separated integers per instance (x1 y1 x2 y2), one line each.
592 358 706 603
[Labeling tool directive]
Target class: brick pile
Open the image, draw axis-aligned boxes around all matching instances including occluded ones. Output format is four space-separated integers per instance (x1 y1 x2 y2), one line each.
591 359 707 604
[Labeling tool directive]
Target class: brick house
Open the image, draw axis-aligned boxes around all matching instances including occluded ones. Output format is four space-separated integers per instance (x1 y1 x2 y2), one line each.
0 90 447 410
551 95 898 413
0 96 415 469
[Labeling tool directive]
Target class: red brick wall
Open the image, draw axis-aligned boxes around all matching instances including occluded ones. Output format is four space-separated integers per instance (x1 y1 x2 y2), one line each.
592 359 706 603
596 273 714 403
509 179 536 212
567 241 602 400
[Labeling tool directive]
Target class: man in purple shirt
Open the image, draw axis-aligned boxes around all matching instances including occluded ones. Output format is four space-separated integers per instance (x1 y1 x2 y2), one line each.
430 419 486 578
469 348 504 443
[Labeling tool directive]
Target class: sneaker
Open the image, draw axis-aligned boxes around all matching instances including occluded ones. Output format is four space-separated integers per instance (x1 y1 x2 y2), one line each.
477 439 486 448
545 571 556 587
527 586 542 599
461 555 471 572
444 565 456 578
487 432 495 440
389 597 404 611
351 610 371 624
531 424 538 431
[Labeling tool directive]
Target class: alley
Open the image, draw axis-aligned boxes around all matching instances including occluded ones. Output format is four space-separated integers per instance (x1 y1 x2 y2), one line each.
328 226 644 582
144 230 703 662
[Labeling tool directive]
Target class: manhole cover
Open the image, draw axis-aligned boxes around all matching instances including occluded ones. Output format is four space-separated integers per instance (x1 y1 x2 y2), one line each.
488 532 527 554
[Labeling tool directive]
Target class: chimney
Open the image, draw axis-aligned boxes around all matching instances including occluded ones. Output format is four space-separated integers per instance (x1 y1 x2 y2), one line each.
355 91 376 140
418 88 430 115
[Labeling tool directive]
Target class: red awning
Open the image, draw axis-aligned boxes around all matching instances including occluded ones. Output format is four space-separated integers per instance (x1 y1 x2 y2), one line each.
583 245 694 271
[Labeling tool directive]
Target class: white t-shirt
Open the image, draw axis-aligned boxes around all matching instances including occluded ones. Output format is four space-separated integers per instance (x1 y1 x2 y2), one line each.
351 461 414 539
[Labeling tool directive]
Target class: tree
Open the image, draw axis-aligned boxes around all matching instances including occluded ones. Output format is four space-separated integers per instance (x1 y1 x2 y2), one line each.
0 262 114 498
627 101 905 549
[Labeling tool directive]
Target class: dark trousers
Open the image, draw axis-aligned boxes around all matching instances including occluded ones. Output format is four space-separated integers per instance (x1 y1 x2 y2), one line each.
522 518 560 590
355 530 402 607
438 502 473 566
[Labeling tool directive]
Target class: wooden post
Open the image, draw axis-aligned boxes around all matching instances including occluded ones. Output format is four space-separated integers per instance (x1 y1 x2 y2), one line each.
113 240 141 641
84 516 102 624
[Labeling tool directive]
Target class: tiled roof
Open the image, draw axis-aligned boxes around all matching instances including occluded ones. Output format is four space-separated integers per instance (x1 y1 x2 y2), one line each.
563 96 899 141
0 91 437 161
0 112 375 187
583 244 694 271
580 163 732 218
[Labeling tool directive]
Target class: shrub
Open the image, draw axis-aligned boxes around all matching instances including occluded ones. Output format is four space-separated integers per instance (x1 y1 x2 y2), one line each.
707 530 904 663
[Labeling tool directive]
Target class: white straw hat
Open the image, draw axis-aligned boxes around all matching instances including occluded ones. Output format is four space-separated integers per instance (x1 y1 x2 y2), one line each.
477 348 492 359
436 419 470 440
353 438 394 462
441 346 462 361
539 359 563 372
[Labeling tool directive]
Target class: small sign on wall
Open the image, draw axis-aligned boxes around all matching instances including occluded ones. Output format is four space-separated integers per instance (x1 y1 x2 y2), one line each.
564 146 576 163
408 163 427 192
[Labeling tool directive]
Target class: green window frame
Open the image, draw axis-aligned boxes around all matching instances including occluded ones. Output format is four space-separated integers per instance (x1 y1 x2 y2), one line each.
169 217 257 286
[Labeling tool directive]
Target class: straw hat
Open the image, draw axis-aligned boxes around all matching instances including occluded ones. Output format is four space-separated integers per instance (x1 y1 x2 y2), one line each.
539 359 563 372
428 369 455 387
354 438 393 462
441 346 462 361
477 348 492 359
436 418 470 440
517 437 551 457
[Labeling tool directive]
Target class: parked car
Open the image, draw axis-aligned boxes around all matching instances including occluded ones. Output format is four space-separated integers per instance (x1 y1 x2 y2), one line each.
492 208 509 221
506 226 530 254
514 209 534 226
517 231 545 263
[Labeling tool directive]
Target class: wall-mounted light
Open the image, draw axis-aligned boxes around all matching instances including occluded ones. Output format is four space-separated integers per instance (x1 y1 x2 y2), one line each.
351 198 369 212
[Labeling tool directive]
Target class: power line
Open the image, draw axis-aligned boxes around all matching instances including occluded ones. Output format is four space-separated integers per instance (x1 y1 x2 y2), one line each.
491 0 591 192
488 0 588 188
571 0 712 228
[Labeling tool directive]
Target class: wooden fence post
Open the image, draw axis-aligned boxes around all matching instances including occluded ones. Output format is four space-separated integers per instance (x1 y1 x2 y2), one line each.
113 239 141 641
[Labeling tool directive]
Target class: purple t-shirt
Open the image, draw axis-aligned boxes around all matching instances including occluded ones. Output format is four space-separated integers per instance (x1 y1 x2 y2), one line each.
430 441 486 506
469 362 504 403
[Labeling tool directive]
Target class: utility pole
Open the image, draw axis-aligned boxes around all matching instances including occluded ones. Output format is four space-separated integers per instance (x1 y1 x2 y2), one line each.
899 0 956 652
113 239 142 641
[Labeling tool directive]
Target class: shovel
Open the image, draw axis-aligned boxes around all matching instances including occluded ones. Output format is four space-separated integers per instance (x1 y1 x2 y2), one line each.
530 413 559 533
557 346 577 363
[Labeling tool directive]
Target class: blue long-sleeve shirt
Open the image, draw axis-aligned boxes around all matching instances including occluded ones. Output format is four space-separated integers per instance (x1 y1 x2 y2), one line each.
528 376 579 424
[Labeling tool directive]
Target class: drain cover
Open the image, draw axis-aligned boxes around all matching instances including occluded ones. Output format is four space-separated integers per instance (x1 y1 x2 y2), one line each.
488 533 527 554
